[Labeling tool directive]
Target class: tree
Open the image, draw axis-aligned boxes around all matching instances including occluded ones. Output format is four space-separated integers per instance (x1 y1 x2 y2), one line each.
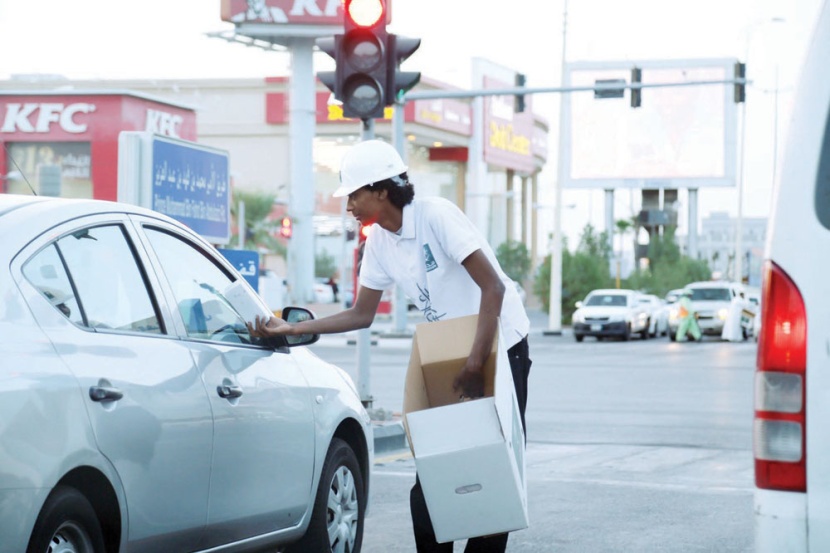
228 190 286 257
533 224 613 321
623 226 711 296
495 240 531 284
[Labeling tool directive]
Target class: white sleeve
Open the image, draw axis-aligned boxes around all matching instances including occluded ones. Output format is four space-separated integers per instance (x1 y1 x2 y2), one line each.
357 232 394 291
426 199 483 264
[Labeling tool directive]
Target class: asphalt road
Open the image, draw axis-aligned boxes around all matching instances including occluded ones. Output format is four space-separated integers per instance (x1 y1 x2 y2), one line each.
307 307 757 552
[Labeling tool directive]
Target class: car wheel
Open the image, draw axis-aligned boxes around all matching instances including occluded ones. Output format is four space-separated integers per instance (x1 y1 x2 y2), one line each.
27 486 106 553
669 331 677 342
287 438 365 553
641 320 651 339
621 324 631 341
574 334 584 342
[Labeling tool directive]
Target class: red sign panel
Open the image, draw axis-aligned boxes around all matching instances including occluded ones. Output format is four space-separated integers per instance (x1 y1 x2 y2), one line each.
221 0 344 25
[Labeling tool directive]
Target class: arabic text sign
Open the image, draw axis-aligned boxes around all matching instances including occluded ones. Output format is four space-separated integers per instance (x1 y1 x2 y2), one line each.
218 249 260 291
151 137 230 244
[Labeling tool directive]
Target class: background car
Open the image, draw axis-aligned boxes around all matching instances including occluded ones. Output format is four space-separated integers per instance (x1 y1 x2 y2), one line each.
0 195 372 553
638 293 669 337
571 289 650 342
666 281 748 340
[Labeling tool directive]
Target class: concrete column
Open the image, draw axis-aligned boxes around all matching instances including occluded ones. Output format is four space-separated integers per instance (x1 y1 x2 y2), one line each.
506 169 515 241
286 38 316 304
688 188 698 260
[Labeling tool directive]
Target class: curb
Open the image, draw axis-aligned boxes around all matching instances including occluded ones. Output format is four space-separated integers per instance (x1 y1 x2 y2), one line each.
372 421 408 454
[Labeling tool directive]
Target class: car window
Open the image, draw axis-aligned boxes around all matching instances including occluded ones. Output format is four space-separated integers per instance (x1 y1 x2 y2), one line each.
585 294 628 307
22 244 85 326
689 288 731 301
25 225 163 333
144 228 253 344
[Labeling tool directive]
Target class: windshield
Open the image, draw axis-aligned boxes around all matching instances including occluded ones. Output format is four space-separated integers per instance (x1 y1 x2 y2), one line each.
689 288 732 301
585 294 628 307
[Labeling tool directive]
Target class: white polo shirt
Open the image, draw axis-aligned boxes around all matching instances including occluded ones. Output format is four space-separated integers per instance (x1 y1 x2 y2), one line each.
358 196 529 348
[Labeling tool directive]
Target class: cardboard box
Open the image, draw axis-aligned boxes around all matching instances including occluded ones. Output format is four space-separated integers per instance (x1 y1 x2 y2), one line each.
403 314 528 543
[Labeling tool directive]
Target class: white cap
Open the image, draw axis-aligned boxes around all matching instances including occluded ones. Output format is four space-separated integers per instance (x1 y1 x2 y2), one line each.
333 139 408 198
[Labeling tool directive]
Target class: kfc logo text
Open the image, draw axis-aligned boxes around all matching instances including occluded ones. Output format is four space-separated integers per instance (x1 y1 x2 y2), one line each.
145 109 182 138
1 103 96 134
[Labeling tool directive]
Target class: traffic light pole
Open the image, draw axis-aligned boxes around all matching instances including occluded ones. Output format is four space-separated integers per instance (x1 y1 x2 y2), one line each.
399 75 748 335
357 117 375 408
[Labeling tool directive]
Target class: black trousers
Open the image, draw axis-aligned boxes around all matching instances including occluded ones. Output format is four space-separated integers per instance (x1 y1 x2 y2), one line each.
410 336 531 553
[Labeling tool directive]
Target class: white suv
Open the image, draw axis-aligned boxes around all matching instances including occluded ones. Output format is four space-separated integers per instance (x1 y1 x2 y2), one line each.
754 2 830 551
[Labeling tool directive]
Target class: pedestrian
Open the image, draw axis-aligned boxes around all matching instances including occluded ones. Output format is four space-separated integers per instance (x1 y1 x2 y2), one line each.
248 139 531 553
327 274 339 303
675 289 702 342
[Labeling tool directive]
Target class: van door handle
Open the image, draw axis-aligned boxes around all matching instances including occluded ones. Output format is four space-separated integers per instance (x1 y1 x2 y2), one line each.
89 386 123 402
217 384 243 399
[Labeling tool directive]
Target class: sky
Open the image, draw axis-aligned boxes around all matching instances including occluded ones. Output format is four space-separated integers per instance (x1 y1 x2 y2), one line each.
0 0 825 244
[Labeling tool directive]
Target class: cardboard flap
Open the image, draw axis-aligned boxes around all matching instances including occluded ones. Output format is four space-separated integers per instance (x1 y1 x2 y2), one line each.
414 314 496 366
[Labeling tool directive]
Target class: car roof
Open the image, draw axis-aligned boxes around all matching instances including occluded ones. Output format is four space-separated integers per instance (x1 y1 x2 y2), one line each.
588 289 634 295
686 281 738 289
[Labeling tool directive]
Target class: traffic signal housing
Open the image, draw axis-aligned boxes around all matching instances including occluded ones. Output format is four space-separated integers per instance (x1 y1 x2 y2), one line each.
734 61 746 103
386 34 421 105
630 67 642 108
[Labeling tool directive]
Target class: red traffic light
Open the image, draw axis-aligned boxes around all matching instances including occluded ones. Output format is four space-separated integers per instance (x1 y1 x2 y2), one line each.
279 216 292 239
346 0 384 28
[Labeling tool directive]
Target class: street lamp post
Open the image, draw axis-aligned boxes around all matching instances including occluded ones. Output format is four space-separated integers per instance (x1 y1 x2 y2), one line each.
545 0 569 336
735 17 785 284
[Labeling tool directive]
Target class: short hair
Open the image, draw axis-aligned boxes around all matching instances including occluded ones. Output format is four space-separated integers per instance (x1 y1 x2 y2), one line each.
367 172 415 209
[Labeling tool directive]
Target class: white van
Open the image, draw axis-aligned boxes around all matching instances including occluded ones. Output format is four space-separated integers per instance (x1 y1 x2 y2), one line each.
754 2 830 550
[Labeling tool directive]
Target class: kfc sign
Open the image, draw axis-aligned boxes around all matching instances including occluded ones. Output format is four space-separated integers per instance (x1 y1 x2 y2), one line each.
145 109 182 138
1 103 96 134
221 0 345 25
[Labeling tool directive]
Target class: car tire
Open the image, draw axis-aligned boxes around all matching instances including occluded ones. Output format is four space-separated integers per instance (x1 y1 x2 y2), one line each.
669 331 677 342
287 438 365 553
621 324 631 341
27 486 106 553
574 334 584 342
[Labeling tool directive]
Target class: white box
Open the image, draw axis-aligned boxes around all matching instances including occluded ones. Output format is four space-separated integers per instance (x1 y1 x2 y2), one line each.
223 280 272 324
403 315 528 543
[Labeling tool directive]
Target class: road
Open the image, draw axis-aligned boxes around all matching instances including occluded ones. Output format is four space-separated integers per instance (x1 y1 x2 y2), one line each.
307 308 757 552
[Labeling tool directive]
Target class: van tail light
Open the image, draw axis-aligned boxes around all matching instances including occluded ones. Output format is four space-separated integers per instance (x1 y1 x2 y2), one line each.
754 261 807 492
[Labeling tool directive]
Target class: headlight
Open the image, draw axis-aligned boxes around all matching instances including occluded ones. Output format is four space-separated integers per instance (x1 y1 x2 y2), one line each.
669 308 679 321
718 308 728 321
572 312 584 324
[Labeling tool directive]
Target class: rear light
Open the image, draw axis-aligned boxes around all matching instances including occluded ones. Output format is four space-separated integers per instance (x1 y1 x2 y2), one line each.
754 261 807 492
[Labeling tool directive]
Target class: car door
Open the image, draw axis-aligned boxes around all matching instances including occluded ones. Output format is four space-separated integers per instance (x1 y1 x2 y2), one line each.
13 216 213 553
134 219 316 546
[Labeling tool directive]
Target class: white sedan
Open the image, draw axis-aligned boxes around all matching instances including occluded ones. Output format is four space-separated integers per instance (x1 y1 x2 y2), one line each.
0 194 372 553
638 293 670 338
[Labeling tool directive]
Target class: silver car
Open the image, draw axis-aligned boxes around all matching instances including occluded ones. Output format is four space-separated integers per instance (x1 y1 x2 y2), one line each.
0 194 372 553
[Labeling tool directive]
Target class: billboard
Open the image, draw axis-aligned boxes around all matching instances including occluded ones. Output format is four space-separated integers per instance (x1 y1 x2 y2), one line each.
562 58 739 189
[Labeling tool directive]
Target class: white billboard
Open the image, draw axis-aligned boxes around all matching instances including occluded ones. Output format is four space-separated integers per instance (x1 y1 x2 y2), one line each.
563 58 739 189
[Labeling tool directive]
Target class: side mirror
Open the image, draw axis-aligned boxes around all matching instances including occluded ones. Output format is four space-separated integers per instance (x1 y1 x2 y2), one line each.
575 301 583 309
281 306 320 347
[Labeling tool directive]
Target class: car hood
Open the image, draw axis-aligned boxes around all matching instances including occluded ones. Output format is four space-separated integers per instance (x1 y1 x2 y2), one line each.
690 300 732 312
577 306 632 317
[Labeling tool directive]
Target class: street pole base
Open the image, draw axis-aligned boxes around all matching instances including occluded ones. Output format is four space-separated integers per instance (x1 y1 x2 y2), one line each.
542 329 563 336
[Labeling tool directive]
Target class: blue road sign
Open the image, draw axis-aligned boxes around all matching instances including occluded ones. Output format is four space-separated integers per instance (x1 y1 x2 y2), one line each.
218 248 260 291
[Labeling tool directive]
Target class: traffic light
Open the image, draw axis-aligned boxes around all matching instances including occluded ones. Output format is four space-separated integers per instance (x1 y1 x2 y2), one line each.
630 67 642 108
734 61 746 103
514 73 526 113
279 216 292 239
316 0 387 120
385 34 421 105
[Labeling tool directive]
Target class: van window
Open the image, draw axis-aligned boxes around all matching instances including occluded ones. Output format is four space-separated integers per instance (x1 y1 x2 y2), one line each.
690 288 731 301
815 106 830 229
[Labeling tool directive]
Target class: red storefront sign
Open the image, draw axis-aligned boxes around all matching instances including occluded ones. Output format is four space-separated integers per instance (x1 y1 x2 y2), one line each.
0 93 197 201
